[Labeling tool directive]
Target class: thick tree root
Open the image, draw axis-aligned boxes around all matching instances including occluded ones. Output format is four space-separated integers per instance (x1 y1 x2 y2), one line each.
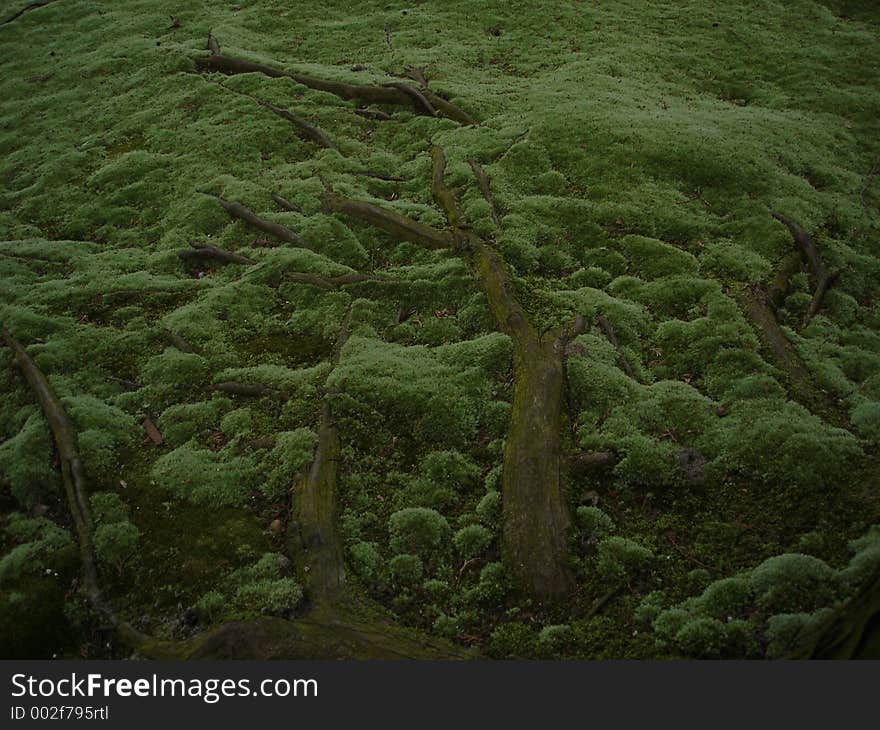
195 48 475 125
790 564 880 659
321 191 453 250
188 610 470 659
203 193 316 249
288 308 351 606
178 240 255 265
596 314 637 379
324 147 577 596
771 212 838 325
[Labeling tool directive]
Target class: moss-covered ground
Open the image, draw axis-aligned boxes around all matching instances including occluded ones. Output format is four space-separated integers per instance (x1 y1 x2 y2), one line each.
1 0 879 658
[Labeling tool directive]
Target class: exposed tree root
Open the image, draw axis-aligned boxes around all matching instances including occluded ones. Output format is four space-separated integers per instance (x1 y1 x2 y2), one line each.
384 81 436 116
188 610 470 659
284 271 389 290
771 211 838 325
178 240 255 266
195 46 475 125
354 107 393 121
766 251 803 310
164 329 198 354
403 65 428 88
1 0 54 26
288 307 351 606
790 564 880 659
737 286 845 426
206 31 221 56
271 193 303 213
469 159 502 226
321 191 454 250
203 193 315 249
596 314 637 379
322 147 577 597
570 451 618 476
0 325 180 657
251 95 338 151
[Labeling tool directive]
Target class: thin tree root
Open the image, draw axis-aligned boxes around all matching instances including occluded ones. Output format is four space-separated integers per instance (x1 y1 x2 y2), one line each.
468 158 502 226
178 240 255 266
203 192 316 249
771 211 839 326
596 314 637 379
321 191 454 250
271 193 303 213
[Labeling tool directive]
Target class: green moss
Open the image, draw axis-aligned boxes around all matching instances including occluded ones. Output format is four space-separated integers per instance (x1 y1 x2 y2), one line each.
349 541 385 587
388 508 451 559
851 401 880 442
94 521 141 573
0 515 73 584
595 536 654 585
475 490 502 527
151 443 260 507
749 553 839 614
389 554 424 587
453 524 493 559
619 235 699 279
700 240 772 283
575 506 615 539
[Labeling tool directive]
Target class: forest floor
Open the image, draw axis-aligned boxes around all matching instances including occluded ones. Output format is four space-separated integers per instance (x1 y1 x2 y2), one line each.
1 0 880 659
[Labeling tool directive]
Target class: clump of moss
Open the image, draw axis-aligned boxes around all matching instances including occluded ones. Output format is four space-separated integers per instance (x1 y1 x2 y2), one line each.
0 410 58 507
263 428 317 500
0 515 73 584
453 524 493 559
575 506 615 539
388 508 451 559
151 443 260 507
697 399 862 492
647 524 880 658
194 553 303 621
389 554 424 588
157 397 233 446
700 240 771 282
475 490 502 527
90 492 141 573
595 536 654 585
